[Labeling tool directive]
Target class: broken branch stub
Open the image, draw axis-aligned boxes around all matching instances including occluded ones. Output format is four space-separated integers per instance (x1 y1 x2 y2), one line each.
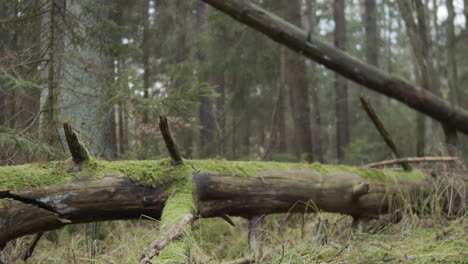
159 116 183 165
63 122 89 163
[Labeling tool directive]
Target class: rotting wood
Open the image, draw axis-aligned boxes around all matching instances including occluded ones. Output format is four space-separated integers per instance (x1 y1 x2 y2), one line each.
198 0 468 135
360 96 411 171
364 157 458 168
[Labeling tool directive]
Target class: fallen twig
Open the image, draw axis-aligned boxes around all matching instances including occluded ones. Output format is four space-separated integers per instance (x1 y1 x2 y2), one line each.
364 157 458 168
140 213 194 263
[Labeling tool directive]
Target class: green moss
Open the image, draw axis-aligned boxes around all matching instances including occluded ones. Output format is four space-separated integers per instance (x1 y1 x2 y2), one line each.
91 158 187 189
157 239 189 263
0 160 78 190
191 159 427 181
155 163 195 263
159 164 195 227
0 158 427 192
190 159 312 177
309 163 426 181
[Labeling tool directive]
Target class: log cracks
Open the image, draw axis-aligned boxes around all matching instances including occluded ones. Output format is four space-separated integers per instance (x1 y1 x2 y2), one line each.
0 189 58 214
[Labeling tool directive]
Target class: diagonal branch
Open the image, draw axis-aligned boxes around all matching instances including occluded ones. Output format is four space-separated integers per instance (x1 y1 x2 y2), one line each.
199 0 468 135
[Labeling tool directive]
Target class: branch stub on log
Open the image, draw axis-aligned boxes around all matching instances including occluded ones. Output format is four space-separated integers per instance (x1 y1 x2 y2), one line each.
63 122 90 164
352 182 370 199
159 116 183 165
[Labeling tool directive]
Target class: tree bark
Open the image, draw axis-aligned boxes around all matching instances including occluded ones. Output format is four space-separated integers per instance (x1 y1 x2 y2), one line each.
216 73 226 156
446 0 458 106
364 0 378 68
142 0 151 125
41 0 116 159
334 0 349 161
285 0 314 162
363 0 382 106
198 0 468 135
278 46 287 153
1 158 465 247
197 2 216 158
306 0 324 163
0 0 5 127
445 0 461 156
465 0 468 30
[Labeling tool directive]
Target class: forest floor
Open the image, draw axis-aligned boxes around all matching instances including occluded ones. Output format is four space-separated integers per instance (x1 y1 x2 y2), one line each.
2 211 467 264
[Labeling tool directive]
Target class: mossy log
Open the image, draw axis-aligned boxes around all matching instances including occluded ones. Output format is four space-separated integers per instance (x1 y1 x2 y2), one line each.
0 159 466 253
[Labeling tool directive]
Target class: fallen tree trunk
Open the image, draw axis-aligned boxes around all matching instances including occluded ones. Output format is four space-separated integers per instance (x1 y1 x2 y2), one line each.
1 158 466 248
199 0 468 135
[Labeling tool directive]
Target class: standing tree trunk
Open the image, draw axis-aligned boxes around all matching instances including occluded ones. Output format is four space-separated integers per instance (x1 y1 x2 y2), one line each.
197 2 216 158
306 0 323 162
363 0 381 107
285 0 314 162
142 0 151 125
464 0 468 30
445 0 460 155
364 0 378 70
446 0 459 107
396 0 439 156
109 0 128 155
334 0 349 161
0 88 4 127
44 0 59 146
0 0 6 128
216 73 226 156
53 0 116 159
278 46 287 154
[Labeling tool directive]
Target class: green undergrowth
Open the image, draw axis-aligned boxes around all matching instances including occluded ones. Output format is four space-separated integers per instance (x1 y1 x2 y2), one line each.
0 158 427 191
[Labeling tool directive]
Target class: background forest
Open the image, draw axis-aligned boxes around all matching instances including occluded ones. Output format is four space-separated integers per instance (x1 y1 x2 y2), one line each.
0 0 468 263
0 0 467 166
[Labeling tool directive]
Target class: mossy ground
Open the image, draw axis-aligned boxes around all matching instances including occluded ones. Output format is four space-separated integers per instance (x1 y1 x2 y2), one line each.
1 213 466 263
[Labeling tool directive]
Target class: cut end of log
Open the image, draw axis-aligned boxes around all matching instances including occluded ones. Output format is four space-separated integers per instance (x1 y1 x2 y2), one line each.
352 182 370 199
63 122 90 164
